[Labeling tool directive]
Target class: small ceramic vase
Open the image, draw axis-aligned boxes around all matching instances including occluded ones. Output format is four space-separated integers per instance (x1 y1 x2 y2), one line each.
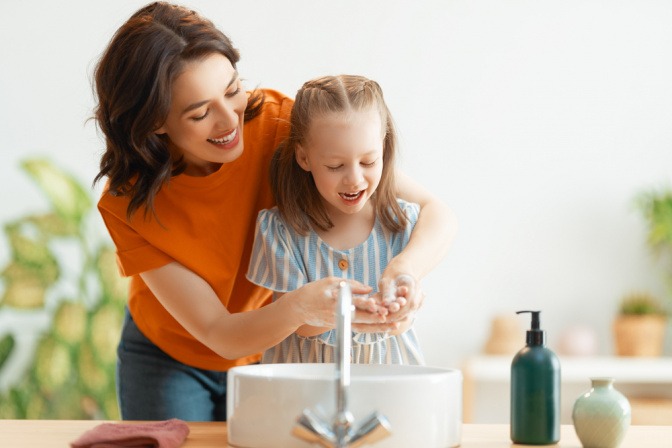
572 377 631 448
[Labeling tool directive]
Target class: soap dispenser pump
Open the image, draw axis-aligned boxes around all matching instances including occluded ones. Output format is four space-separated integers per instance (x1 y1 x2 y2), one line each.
510 310 560 445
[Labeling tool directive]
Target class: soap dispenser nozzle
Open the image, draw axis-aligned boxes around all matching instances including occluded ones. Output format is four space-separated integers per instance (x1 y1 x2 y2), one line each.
516 310 545 346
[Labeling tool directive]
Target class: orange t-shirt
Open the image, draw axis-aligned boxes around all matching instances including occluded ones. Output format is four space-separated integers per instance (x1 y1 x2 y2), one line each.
98 89 293 371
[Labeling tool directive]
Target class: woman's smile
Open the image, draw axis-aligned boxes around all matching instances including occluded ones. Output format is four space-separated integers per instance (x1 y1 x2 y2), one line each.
208 128 239 149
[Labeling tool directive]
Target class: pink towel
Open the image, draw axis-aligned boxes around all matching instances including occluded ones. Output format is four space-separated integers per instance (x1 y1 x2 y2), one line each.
70 419 190 448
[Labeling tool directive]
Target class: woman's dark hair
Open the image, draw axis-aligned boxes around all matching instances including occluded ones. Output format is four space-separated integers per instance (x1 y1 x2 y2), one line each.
271 75 407 234
93 1 264 220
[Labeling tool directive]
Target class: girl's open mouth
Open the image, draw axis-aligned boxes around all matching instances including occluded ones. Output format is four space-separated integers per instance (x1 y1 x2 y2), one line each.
339 190 364 202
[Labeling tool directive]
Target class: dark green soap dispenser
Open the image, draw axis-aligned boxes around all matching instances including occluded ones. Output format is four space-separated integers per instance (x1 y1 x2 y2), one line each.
510 310 560 445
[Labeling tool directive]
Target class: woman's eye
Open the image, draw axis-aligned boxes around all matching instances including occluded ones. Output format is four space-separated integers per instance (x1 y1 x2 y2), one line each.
362 160 377 167
326 165 342 172
191 110 209 121
226 87 242 98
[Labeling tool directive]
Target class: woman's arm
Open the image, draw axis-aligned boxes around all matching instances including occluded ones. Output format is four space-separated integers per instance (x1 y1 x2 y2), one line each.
391 171 457 281
375 172 456 324
141 263 393 359
280 291 329 338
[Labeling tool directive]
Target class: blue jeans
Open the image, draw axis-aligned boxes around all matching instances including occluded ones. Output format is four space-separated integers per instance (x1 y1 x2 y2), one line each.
117 309 228 421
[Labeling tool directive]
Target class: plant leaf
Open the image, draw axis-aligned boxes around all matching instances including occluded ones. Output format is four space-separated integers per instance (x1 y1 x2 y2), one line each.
21 159 92 224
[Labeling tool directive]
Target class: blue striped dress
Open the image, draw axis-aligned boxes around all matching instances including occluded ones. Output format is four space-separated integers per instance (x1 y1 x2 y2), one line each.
246 199 424 365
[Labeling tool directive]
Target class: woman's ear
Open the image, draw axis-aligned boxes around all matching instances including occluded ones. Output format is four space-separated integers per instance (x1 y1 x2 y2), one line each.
154 124 167 135
295 145 311 172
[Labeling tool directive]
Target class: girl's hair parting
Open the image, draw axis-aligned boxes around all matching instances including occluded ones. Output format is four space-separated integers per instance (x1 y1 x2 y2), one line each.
93 1 264 220
271 74 407 234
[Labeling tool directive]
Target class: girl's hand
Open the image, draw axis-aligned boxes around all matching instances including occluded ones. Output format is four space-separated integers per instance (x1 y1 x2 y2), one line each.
379 256 416 309
379 274 425 323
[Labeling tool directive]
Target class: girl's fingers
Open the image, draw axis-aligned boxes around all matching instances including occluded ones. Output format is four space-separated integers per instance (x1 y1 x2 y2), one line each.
322 279 372 300
349 283 373 296
387 302 400 313
353 295 377 313
379 277 397 305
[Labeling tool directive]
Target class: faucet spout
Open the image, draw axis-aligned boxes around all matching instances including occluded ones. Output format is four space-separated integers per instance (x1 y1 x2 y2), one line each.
334 281 354 446
293 281 391 447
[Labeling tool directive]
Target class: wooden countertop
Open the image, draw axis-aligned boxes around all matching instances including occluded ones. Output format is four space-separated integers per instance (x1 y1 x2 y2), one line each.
2 419 671 447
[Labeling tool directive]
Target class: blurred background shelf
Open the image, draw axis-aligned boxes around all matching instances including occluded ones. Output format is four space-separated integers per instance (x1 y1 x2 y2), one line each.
462 355 672 425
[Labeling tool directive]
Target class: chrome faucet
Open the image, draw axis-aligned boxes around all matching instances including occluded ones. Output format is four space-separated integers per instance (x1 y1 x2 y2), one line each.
293 281 392 448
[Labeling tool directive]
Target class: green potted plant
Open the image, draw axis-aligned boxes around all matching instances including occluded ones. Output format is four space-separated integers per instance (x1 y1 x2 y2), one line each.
636 187 672 297
615 187 672 357
0 159 126 419
613 292 667 356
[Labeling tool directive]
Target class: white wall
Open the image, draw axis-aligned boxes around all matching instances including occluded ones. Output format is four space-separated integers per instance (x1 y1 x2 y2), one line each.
1 0 671 368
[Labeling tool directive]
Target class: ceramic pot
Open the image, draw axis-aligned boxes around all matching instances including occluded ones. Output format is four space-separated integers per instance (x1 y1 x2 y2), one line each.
613 315 666 357
483 314 523 355
572 377 631 448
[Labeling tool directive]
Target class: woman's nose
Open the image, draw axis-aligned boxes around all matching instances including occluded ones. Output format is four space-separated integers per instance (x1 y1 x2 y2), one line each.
212 101 238 129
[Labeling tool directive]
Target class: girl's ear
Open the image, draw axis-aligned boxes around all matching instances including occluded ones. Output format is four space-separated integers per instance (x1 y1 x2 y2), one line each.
155 125 167 135
295 145 311 172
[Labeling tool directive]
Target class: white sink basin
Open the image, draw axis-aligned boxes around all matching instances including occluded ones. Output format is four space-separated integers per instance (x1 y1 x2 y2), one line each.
227 363 462 447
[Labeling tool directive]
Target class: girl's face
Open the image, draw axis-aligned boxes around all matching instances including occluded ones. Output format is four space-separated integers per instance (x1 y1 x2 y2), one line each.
296 108 385 218
155 53 246 176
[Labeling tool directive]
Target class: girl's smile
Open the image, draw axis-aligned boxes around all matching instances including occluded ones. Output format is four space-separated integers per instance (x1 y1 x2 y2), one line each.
339 190 365 205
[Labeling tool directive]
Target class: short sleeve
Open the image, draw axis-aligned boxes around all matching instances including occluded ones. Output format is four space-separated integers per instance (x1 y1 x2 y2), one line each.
246 208 307 292
389 199 420 249
98 198 174 277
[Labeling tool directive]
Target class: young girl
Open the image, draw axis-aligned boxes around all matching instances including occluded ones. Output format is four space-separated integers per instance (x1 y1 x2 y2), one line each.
247 75 424 365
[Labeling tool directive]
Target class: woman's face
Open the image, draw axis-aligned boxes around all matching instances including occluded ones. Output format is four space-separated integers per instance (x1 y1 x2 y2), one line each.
155 53 246 176
296 108 385 218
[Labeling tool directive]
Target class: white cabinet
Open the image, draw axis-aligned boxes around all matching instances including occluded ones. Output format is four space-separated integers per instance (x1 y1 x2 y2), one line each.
462 355 672 424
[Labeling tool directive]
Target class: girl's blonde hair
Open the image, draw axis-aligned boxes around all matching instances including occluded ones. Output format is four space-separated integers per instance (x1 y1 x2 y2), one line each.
271 74 407 234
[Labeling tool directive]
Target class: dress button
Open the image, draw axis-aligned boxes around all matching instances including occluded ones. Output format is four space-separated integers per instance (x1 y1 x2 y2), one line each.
338 259 348 270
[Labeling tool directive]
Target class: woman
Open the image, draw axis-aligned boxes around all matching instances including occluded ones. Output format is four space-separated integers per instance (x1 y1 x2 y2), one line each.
93 1 456 421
